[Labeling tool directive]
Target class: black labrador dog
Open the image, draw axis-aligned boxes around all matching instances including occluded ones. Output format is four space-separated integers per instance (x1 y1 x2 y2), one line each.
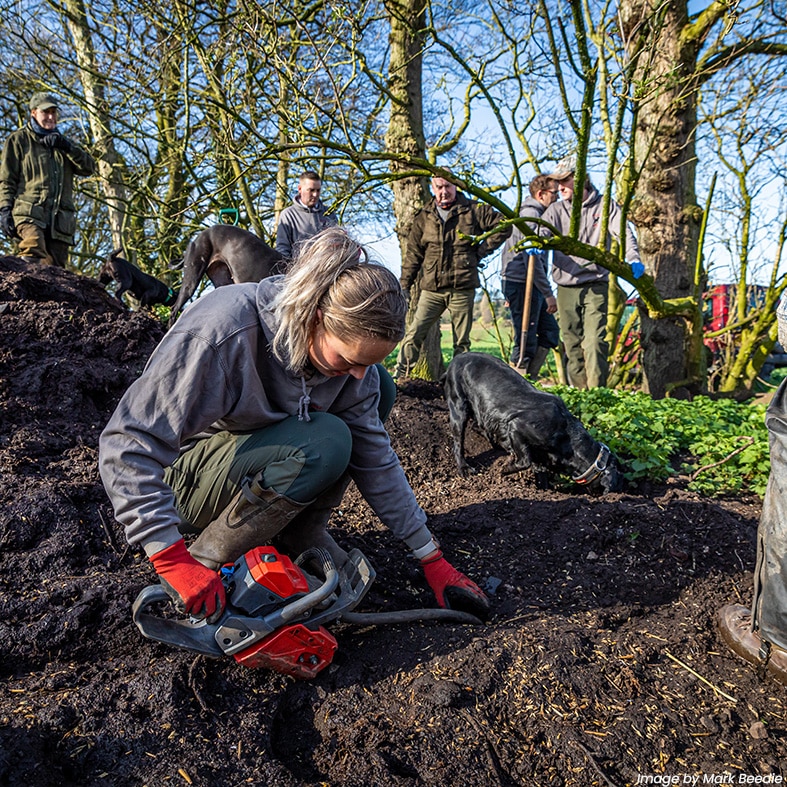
168 225 284 327
98 249 177 308
444 352 624 493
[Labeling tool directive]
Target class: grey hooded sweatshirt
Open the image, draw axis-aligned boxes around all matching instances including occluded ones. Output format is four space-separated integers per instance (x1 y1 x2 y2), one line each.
98 277 432 559
540 186 640 287
275 197 337 259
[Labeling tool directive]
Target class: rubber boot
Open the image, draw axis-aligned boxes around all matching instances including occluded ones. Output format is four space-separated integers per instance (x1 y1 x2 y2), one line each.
527 346 550 379
188 472 310 570
274 475 352 569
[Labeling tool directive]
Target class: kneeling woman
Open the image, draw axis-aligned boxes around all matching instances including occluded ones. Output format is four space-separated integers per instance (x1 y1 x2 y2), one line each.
99 227 488 623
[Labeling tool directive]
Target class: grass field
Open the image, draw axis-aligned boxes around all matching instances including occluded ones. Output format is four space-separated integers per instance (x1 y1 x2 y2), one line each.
447 323 507 360
383 316 564 382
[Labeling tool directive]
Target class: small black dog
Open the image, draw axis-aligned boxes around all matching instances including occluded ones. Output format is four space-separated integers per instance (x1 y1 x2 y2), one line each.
444 352 624 493
98 249 177 308
168 226 284 327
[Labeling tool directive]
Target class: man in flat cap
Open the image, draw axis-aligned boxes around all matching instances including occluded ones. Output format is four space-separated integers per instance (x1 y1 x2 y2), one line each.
539 156 644 388
0 92 96 267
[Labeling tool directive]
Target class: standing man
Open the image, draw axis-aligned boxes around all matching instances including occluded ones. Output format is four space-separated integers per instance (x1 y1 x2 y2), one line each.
717 301 787 686
540 159 644 389
395 173 509 379
275 170 337 261
0 92 96 268
501 174 560 377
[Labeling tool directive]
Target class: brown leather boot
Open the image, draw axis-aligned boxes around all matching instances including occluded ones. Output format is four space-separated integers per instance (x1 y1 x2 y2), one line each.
275 507 350 569
275 475 352 569
527 346 550 379
716 604 787 685
188 472 309 570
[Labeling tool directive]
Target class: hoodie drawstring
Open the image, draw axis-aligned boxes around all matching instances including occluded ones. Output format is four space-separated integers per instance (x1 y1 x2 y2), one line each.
298 377 312 422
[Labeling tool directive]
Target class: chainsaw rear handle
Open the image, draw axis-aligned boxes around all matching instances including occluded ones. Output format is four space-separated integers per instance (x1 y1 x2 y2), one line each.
132 583 225 657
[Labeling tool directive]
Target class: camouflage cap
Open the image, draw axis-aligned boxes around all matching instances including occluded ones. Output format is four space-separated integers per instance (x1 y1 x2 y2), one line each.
550 155 576 181
29 92 59 111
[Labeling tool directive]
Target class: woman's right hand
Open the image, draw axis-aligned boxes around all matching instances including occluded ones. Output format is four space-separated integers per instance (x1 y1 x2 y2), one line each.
149 539 226 623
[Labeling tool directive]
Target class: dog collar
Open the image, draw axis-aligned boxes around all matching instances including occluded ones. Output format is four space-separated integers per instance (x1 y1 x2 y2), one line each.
572 444 610 485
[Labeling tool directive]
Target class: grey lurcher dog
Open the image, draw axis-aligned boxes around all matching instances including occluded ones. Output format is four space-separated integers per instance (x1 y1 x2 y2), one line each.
168 225 285 328
443 352 624 493
98 249 177 308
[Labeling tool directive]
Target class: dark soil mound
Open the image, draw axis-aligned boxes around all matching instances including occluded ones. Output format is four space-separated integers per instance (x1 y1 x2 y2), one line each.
0 258 782 786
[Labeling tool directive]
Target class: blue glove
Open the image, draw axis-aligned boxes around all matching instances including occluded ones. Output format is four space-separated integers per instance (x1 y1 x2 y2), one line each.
523 248 543 257
631 262 645 279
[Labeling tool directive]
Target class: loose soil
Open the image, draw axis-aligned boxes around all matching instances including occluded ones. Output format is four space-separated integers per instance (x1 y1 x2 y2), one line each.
0 256 783 787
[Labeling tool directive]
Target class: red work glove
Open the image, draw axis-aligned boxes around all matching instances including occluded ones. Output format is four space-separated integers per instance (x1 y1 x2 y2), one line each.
421 551 490 619
150 540 226 623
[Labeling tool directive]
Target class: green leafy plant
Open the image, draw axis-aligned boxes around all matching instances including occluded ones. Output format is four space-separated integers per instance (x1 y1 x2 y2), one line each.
552 386 770 496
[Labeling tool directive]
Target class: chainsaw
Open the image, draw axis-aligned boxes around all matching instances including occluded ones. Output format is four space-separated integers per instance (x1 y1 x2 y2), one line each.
133 546 375 679
133 545 481 680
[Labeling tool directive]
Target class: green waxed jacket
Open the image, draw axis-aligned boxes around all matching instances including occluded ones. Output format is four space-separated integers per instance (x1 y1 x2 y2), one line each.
0 124 95 244
400 193 509 292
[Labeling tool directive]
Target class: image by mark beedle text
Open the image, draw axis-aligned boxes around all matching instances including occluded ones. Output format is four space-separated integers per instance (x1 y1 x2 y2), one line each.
635 774 783 785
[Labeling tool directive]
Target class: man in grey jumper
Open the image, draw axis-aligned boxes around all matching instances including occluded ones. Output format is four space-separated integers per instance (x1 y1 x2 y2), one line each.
275 171 337 261
540 161 644 388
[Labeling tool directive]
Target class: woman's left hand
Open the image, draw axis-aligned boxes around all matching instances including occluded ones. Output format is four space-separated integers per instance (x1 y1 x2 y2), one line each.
421 551 490 619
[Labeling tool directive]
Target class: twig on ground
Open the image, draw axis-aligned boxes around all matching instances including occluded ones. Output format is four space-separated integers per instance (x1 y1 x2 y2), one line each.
571 740 621 787
98 507 120 554
459 708 512 785
689 436 754 481
664 650 737 702
188 657 212 713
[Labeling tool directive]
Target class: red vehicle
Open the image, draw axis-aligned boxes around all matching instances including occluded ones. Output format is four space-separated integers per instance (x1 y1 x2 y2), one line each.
619 284 785 375
703 283 774 352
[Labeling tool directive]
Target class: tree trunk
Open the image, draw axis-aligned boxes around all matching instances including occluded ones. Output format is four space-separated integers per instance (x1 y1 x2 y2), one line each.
274 45 294 232
622 0 703 398
152 28 189 270
63 0 127 253
384 0 443 380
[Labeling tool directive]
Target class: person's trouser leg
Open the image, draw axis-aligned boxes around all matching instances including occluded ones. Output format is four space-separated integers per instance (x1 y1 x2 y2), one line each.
536 302 560 351
16 222 55 266
717 378 787 685
527 347 549 379
376 364 397 421
396 289 449 377
49 238 70 269
580 281 610 388
274 364 397 567
556 285 587 389
503 279 525 364
523 290 545 361
752 379 787 649
447 288 476 356
529 300 560 378
165 412 352 568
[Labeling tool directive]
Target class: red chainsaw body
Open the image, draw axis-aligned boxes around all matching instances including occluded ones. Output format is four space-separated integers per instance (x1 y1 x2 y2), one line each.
233 622 338 678
228 547 337 678
244 546 310 598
